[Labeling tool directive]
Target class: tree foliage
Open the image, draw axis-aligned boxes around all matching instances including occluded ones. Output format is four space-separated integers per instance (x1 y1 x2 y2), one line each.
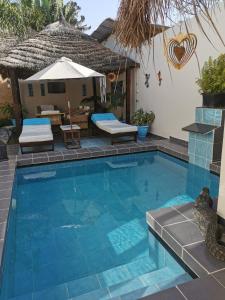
0 0 90 36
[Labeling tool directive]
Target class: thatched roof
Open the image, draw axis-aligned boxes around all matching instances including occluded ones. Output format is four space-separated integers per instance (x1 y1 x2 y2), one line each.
0 21 138 77
92 17 169 45
91 18 115 42
0 35 19 59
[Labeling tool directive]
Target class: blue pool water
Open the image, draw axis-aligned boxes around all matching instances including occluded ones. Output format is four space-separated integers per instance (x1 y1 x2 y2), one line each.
1 152 219 300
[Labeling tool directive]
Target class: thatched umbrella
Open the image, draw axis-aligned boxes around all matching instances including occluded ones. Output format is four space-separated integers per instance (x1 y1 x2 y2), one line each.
0 20 138 130
0 20 137 75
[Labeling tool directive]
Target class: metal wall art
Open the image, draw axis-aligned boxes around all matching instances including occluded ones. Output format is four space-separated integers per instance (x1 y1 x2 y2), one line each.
145 74 150 88
165 33 197 70
157 71 162 86
107 72 117 82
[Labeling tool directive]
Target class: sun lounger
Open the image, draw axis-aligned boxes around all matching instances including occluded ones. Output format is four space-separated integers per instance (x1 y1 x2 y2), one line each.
19 118 54 154
91 113 137 144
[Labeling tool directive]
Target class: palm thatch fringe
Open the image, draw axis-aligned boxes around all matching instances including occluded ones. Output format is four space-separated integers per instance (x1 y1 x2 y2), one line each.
115 0 224 49
0 21 138 78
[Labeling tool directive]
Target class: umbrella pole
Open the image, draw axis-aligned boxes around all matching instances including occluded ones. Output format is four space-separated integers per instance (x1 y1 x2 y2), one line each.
67 99 75 146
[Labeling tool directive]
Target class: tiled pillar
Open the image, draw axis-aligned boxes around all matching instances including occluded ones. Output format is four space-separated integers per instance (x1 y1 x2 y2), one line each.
188 108 224 169
218 124 225 219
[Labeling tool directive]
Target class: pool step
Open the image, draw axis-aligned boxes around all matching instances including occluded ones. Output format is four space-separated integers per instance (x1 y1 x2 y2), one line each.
7 262 191 300
41 268 189 300
69 269 191 300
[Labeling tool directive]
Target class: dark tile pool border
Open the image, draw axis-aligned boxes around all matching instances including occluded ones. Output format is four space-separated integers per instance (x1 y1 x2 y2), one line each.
16 139 189 167
145 204 225 300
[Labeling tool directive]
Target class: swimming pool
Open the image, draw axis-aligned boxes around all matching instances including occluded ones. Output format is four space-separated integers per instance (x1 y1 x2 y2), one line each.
1 151 219 300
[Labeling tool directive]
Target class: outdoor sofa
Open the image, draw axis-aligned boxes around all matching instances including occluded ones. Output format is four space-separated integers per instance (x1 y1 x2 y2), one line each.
19 118 54 154
91 113 137 145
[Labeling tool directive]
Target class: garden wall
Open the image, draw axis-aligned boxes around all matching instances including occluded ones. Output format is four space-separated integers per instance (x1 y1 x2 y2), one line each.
102 4 225 141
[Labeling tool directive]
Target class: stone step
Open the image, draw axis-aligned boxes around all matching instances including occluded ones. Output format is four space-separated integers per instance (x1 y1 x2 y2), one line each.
8 260 191 300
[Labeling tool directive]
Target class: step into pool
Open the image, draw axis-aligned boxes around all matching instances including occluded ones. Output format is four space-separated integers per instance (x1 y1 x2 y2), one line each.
1 152 219 299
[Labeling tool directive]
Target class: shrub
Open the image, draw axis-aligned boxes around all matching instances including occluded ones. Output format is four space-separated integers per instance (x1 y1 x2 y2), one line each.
196 54 225 95
132 108 155 126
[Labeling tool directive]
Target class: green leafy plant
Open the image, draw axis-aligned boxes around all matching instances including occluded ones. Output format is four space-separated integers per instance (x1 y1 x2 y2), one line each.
132 108 155 126
0 102 28 118
196 54 225 95
0 102 14 118
81 92 125 111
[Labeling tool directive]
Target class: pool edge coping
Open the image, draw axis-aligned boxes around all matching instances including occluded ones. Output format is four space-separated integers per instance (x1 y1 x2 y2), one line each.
143 206 225 299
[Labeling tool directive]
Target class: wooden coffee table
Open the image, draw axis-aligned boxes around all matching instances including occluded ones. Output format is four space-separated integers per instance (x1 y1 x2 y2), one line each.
60 125 81 149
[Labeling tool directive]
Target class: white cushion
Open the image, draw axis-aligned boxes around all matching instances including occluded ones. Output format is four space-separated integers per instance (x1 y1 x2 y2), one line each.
41 110 60 115
19 124 53 143
96 120 137 134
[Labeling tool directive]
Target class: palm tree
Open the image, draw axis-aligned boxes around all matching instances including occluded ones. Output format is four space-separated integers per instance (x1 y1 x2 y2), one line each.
0 0 90 36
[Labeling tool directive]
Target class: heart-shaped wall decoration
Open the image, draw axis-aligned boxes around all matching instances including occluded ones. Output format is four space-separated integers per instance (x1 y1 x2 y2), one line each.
165 33 197 70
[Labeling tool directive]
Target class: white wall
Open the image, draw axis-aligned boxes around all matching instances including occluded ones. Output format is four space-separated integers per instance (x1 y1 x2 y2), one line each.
102 6 225 140
218 124 225 219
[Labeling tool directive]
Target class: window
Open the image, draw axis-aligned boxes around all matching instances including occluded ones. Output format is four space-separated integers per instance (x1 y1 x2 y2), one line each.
28 83 33 97
48 82 65 94
82 84 87 97
40 83 45 96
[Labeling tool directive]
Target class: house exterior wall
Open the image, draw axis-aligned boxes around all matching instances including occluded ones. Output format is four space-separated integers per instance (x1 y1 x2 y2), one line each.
0 75 13 118
19 78 94 116
19 72 126 118
102 5 225 141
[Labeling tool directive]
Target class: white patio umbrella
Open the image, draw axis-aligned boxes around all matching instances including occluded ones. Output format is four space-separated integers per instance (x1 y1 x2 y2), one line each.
26 57 105 81
25 57 107 147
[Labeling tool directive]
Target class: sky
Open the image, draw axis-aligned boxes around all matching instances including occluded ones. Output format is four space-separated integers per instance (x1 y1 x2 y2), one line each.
77 0 120 33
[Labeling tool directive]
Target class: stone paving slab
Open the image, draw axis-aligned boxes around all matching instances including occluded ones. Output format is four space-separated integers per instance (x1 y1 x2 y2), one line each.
146 203 225 300
0 159 16 269
16 139 188 167
147 204 225 277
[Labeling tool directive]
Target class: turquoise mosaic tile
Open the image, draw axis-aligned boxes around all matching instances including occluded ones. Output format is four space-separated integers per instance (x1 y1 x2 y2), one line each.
195 108 203 123
194 155 207 169
206 142 213 160
189 154 195 165
202 108 216 125
109 278 144 298
67 275 100 298
195 140 208 158
214 109 223 126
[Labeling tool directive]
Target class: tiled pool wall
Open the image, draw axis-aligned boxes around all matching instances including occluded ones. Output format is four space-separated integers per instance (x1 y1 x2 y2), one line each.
188 108 225 169
0 139 221 299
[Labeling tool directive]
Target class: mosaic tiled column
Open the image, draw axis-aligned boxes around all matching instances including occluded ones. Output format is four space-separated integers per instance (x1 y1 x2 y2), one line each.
188 108 225 169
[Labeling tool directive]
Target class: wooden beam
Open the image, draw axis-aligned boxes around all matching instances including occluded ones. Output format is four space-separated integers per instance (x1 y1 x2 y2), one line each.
9 69 22 132
126 68 131 123
92 77 97 112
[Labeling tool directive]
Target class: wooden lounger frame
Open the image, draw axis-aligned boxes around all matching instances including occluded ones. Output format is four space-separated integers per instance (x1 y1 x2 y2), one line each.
20 140 54 154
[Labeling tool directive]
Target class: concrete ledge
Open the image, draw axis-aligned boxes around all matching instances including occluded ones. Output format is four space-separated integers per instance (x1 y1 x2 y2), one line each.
16 139 189 167
146 203 225 277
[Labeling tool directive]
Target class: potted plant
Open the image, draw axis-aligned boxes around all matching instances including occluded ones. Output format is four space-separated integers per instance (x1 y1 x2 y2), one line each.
0 102 28 126
132 108 155 139
196 54 225 108
0 102 15 126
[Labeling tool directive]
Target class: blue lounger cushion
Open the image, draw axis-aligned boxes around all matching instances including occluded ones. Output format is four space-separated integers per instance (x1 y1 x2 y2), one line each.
91 113 117 124
23 118 51 126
